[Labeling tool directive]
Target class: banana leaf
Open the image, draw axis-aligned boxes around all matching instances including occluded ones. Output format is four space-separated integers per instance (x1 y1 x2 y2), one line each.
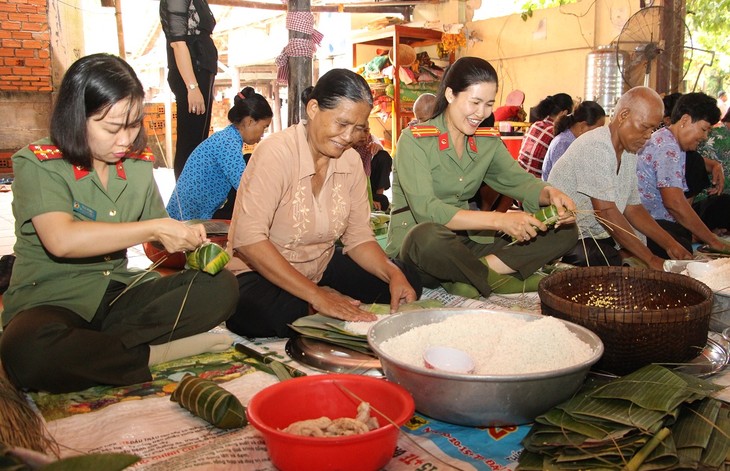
677 446 703 470
288 324 369 345
287 325 375 355
522 428 589 450
515 449 545 470
673 370 724 397
560 396 667 430
590 365 721 412
41 453 140 470
537 408 632 440
673 398 721 449
700 405 730 468
522 365 730 471
291 300 444 336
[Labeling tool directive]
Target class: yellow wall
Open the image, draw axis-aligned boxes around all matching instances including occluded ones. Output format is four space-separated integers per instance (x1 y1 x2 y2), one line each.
463 0 643 110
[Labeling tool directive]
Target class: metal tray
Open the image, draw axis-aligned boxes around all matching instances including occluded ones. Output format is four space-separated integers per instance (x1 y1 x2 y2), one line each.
285 336 383 377
672 334 729 378
592 333 729 379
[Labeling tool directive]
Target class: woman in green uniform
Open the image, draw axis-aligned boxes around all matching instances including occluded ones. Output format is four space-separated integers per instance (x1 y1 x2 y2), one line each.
386 57 578 299
0 54 238 393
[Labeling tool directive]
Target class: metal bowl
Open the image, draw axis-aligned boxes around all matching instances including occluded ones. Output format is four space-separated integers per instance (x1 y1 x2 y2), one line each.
367 308 603 427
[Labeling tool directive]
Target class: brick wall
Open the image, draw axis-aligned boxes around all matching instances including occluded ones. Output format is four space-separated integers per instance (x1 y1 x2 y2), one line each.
0 0 51 92
0 0 51 171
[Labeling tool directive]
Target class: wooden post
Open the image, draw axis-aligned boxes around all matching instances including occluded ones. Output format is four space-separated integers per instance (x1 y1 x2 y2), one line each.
287 0 312 126
657 0 686 94
113 0 126 59
272 80 282 132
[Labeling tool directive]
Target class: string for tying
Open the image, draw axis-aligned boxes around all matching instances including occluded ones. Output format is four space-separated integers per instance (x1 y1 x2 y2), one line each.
159 271 200 363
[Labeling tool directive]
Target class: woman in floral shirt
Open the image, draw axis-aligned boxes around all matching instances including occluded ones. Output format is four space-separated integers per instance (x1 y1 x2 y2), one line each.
695 108 730 236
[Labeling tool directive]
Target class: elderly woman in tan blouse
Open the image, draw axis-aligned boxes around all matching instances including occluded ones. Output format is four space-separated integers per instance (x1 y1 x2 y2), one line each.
225 69 421 338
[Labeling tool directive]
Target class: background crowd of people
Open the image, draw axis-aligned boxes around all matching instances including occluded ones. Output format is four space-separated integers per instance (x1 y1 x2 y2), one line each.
1 44 728 394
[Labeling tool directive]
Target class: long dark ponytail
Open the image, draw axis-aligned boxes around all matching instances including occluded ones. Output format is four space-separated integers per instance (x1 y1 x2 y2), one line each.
554 100 606 135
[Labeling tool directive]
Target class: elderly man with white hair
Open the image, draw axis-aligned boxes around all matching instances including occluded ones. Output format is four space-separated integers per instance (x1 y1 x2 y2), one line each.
547 86 692 270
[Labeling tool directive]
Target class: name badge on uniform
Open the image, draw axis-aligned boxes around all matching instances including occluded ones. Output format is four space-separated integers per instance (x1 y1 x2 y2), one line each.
73 200 97 220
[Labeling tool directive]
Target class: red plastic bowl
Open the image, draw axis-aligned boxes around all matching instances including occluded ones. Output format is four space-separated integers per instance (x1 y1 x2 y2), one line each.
246 374 415 471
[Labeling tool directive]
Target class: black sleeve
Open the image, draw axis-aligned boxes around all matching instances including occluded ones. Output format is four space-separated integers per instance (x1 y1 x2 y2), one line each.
160 0 190 42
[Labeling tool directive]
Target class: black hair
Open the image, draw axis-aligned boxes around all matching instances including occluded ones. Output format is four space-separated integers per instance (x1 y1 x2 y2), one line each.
662 92 682 119
228 87 273 124
431 57 498 118
50 53 146 168
533 93 573 121
480 114 495 127
723 107 730 123
671 92 721 125
300 69 372 110
554 100 606 135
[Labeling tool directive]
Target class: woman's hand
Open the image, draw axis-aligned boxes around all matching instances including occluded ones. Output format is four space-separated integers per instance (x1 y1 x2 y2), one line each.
665 240 693 261
496 212 546 242
707 159 725 195
188 88 205 115
387 270 417 313
540 186 577 226
155 219 208 253
709 236 730 253
310 286 377 322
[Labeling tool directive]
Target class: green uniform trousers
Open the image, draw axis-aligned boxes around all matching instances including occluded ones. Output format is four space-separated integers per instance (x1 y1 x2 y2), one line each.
0 269 238 393
398 222 578 297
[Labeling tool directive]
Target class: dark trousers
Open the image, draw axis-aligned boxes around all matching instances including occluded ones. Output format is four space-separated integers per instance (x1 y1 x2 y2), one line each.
227 247 423 338
693 194 730 232
0 270 238 393
647 220 693 259
212 187 237 220
561 237 622 267
398 222 578 298
370 150 392 211
168 69 216 179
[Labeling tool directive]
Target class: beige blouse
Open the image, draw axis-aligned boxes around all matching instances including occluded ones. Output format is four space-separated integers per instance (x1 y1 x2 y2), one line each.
226 122 375 281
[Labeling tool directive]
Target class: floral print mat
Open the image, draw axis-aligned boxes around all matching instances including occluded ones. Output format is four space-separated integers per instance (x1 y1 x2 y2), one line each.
29 348 258 422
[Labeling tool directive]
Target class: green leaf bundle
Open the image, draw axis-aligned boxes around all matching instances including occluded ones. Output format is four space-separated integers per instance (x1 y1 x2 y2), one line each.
170 375 247 429
519 364 729 470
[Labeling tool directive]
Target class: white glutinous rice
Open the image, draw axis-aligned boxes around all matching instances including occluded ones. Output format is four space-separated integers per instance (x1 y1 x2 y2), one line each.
690 259 730 294
378 313 595 375
343 315 389 336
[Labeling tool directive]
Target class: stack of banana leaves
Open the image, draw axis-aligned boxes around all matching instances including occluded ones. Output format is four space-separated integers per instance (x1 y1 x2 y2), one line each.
519 364 730 470
370 212 390 236
289 299 444 355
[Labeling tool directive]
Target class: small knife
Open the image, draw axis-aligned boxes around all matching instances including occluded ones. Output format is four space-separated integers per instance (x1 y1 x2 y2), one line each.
234 343 306 380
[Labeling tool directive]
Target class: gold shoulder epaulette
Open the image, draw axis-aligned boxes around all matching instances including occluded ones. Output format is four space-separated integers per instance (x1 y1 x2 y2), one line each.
473 127 501 137
125 148 155 162
410 125 441 138
29 144 63 161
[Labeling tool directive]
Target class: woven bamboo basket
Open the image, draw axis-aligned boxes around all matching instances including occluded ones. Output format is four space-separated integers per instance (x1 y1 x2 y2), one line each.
538 266 713 375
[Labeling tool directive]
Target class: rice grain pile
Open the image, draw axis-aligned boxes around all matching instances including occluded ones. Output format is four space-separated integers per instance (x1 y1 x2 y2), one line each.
690 259 730 294
343 315 388 336
378 313 595 375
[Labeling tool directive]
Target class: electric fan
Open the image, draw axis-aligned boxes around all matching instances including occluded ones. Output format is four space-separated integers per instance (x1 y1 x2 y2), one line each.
615 6 692 92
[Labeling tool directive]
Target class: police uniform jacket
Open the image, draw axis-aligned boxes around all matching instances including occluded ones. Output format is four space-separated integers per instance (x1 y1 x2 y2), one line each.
385 113 549 258
2 139 167 326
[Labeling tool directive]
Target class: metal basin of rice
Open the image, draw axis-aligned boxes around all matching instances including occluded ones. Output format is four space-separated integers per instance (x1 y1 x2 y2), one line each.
367 308 603 427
